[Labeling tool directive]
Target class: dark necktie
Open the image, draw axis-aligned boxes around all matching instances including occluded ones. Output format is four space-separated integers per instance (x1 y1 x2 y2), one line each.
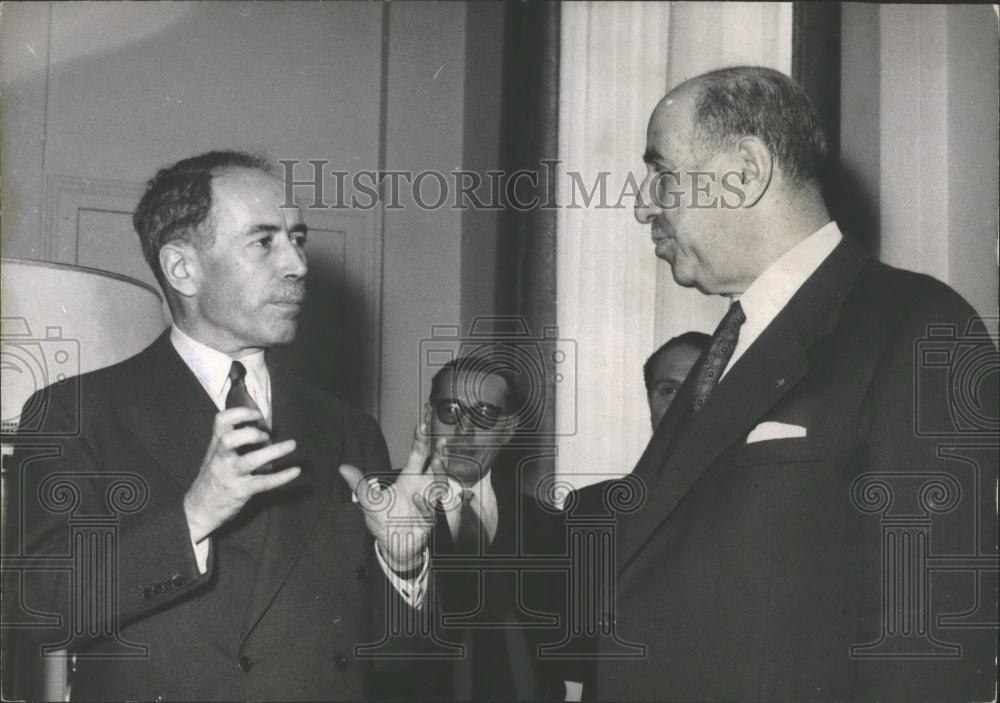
455 489 483 554
226 360 270 459
226 361 261 414
221 361 270 554
691 301 746 412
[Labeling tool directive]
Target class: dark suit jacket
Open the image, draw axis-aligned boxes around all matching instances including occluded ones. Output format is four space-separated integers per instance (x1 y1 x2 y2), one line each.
577 236 998 702
4 332 417 701
413 459 567 702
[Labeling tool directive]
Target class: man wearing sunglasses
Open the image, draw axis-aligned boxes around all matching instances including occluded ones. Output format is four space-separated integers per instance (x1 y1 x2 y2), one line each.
416 354 567 701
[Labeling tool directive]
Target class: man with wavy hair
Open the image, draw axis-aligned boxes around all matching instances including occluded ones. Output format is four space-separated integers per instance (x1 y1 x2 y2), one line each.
8 151 438 701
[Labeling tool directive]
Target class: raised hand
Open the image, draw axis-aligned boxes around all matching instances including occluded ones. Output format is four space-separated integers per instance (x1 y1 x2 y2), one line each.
339 421 449 572
184 407 300 542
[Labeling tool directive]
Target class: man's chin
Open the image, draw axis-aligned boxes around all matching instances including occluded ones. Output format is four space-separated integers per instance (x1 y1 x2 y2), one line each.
668 264 697 289
260 321 299 345
443 453 487 483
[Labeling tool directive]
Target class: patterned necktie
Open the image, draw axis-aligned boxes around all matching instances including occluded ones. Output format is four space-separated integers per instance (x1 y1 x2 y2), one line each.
691 301 746 413
455 489 483 554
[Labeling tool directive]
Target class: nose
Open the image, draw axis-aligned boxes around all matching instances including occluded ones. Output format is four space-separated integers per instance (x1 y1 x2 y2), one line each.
280 234 307 279
634 169 658 224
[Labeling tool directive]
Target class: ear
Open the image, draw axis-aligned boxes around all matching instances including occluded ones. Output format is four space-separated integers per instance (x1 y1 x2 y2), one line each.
733 136 773 207
159 243 199 298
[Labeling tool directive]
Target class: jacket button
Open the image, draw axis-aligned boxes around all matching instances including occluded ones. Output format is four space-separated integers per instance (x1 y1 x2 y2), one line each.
171 574 185 588
354 565 369 579
238 655 253 673
152 582 163 595
334 653 348 669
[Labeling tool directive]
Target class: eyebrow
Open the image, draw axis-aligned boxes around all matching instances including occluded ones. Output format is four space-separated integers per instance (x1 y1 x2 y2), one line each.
245 223 309 237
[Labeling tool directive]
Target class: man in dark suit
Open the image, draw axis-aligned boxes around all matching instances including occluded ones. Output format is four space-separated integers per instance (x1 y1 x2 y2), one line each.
416 355 567 701
5 151 438 700
578 66 997 701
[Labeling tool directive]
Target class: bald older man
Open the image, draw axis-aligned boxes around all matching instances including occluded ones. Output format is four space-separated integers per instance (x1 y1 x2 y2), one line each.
579 67 997 702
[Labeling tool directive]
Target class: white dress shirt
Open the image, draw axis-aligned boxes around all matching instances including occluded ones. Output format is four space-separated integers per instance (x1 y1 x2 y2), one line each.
170 325 427 608
171 325 271 423
721 221 843 380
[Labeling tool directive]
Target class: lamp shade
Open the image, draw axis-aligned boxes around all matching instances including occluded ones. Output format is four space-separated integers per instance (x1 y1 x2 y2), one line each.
1 258 167 432
1 258 166 700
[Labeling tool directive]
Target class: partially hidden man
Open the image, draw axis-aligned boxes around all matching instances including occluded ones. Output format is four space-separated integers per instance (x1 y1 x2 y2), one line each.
415 355 568 701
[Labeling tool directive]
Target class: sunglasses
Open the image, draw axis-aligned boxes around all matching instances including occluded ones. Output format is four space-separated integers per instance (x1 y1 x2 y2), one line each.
433 399 507 430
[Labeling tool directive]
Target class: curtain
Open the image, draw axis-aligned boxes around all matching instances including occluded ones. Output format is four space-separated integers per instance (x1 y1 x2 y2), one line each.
495 1 561 496
555 2 671 493
556 2 794 491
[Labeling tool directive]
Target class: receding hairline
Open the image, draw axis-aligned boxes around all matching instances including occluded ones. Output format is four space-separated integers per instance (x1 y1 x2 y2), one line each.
201 165 295 228
656 66 828 185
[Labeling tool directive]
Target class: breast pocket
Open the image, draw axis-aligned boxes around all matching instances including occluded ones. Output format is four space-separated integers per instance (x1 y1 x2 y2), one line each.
729 434 832 467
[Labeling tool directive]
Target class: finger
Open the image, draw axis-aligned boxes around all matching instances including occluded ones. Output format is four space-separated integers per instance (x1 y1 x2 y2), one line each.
338 464 384 510
400 421 431 475
236 439 296 473
213 407 265 434
219 426 271 453
426 450 451 503
338 463 364 492
248 466 301 493
412 491 434 520
426 438 448 476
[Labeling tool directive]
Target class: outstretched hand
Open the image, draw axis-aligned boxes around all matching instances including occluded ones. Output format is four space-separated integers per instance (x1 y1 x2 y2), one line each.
338 421 449 572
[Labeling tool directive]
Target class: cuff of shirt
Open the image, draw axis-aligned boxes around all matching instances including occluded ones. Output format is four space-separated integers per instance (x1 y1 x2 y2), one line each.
375 542 430 609
188 527 211 575
564 680 583 702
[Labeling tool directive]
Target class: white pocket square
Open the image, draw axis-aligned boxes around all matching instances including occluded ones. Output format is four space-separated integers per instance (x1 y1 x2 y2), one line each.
746 421 807 443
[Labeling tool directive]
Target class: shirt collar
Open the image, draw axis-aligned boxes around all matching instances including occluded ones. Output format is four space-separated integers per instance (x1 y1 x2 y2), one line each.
169 325 268 402
730 221 843 325
445 470 493 500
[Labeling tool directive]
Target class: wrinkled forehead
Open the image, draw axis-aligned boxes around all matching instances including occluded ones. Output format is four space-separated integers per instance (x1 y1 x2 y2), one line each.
433 368 510 405
210 167 303 225
645 88 698 155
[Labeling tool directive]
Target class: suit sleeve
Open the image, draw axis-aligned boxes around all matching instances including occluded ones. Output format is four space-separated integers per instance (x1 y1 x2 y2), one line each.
349 413 439 682
852 283 998 702
5 385 210 655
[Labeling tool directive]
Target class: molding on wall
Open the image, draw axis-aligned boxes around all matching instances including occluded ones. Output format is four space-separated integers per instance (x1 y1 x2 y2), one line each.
302 206 383 417
42 174 144 263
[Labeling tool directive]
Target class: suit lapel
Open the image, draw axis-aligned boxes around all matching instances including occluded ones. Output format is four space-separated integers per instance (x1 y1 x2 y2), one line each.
629 356 702 487
242 363 342 639
618 236 870 575
117 332 218 491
